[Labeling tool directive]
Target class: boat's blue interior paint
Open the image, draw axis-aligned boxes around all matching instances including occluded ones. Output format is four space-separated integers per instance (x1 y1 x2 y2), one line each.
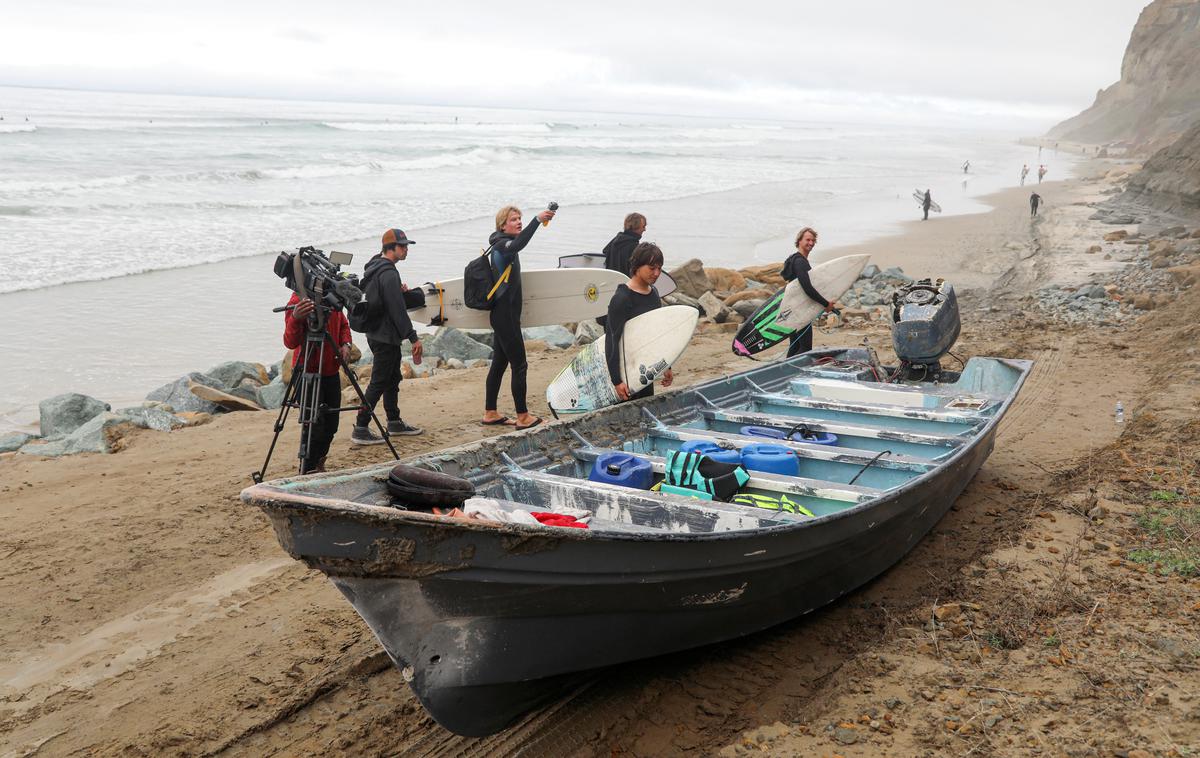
247 350 1033 537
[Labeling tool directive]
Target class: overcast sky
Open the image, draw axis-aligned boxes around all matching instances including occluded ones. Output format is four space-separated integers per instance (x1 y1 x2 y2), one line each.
0 1 1150 128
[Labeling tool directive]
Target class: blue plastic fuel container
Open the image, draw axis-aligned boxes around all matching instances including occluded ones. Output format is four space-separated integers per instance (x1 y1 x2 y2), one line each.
740 443 801 477
679 439 742 465
588 452 653 490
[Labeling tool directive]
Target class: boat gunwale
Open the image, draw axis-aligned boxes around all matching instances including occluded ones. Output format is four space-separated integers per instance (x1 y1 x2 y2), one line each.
241 355 1033 547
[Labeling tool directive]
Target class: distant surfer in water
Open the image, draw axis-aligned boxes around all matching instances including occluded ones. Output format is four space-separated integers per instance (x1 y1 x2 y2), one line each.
922 190 933 221
781 228 838 358
480 204 556 430
962 160 970 174
607 242 673 401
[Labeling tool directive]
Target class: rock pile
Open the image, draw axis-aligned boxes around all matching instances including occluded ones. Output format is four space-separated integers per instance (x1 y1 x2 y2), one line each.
1028 225 1199 325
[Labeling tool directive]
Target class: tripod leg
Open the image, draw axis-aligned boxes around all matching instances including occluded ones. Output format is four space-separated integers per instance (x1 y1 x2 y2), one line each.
251 360 304 483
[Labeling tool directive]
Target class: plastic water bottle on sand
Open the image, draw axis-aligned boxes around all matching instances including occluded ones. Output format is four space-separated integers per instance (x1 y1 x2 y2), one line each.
1115 402 1124 424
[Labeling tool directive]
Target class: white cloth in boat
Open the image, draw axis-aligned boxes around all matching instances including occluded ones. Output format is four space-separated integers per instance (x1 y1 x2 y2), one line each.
463 499 592 526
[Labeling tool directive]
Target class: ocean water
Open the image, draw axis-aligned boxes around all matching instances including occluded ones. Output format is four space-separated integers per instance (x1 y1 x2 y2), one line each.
1 86 1074 430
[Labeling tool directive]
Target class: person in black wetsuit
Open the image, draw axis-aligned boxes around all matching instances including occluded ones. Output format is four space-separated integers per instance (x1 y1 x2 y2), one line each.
922 189 933 221
781 227 838 358
606 242 674 402
602 212 646 275
1030 192 1043 217
481 204 555 430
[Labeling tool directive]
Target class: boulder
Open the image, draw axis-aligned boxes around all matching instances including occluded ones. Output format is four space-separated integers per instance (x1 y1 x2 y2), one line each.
464 359 491 369
39 393 110 438
1167 263 1200 286
698 291 732 323
401 359 433 379
280 351 296 383
1081 284 1107 299
705 267 746 293
663 292 702 311
574 319 604 345
1086 245 1102 254
423 327 494 362
732 299 766 319
147 373 225 415
738 263 785 288
858 290 883 307
444 358 466 370
117 407 186 432
188 381 265 412
1132 293 1156 310
354 343 373 366
522 325 575 349
667 258 712 299
1104 230 1129 242
1160 225 1187 238
205 360 269 389
877 267 914 285
347 343 362 364
256 376 288 410
461 329 494 348
0 431 36 453
859 264 881 279
20 412 136 457
724 288 774 307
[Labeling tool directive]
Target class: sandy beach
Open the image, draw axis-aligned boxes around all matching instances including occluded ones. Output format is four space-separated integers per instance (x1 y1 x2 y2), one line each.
5 159 1198 756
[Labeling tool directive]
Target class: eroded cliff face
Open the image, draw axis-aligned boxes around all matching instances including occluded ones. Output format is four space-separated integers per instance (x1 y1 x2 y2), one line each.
1122 120 1200 215
1047 0 1200 151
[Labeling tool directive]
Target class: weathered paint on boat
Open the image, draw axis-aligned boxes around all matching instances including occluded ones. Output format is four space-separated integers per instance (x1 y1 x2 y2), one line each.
242 348 1030 736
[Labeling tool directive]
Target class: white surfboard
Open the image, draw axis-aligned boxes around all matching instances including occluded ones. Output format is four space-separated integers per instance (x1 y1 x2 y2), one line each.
406 268 628 329
776 254 871 330
546 305 699 414
912 189 942 213
557 253 678 297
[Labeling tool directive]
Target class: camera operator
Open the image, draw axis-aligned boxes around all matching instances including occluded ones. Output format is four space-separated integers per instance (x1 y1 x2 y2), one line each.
352 228 425 444
283 295 353 473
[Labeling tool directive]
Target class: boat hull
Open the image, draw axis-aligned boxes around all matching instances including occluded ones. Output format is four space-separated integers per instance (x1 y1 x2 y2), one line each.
245 348 1027 735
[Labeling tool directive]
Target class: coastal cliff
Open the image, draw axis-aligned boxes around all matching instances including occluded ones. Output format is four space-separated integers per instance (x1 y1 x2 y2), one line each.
1122 119 1200 216
1047 0 1200 152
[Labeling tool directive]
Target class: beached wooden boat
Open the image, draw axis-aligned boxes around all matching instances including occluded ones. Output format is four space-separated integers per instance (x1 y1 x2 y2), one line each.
241 348 1030 736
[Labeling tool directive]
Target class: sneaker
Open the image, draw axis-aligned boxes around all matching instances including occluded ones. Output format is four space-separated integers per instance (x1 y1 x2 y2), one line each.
350 426 386 446
387 419 424 436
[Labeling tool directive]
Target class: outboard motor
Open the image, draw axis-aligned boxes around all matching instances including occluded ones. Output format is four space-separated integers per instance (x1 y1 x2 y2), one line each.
890 278 960 381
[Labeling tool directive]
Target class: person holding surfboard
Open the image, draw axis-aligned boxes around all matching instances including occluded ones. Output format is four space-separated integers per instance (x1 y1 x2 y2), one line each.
922 190 933 221
481 204 556 430
781 227 838 358
607 242 674 402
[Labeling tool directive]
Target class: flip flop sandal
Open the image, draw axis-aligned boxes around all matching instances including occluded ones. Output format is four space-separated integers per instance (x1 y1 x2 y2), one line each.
481 416 514 426
516 417 543 431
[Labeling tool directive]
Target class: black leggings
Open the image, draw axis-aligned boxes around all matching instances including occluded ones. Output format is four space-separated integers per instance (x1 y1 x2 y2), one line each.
787 324 813 358
486 304 528 414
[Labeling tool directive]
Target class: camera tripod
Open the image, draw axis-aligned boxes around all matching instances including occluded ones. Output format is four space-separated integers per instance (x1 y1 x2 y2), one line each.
252 302 397 482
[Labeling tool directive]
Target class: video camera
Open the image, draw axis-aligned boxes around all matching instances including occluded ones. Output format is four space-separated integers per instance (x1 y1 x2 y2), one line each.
273 246 365 319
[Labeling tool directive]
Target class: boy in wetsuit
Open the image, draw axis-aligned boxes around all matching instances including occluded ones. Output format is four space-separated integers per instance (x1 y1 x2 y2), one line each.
606 242 674 402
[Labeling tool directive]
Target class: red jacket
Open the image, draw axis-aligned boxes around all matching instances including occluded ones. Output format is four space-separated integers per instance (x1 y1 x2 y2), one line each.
283 294 352 376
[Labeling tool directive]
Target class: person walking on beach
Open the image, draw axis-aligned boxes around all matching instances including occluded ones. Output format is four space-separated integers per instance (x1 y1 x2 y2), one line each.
962 160 970 174
1030 192 1043 217
282 295 353 473
606 242 673 402
1038 164 1047 183
781 227 838 358
922 189 933 221
1020 164 1029 186
481 204 556 430
351 229 424 444
602 213 646 276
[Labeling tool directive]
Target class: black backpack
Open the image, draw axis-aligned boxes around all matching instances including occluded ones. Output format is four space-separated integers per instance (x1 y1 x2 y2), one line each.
348 273 385 333
463 247 512 311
